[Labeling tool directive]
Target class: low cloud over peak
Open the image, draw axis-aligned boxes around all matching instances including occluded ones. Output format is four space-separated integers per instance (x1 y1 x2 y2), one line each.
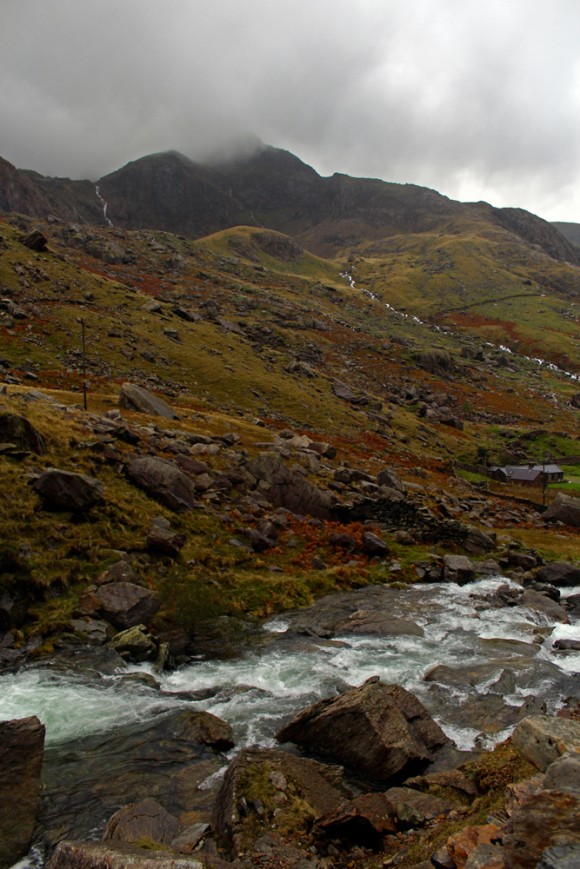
1 0 579 221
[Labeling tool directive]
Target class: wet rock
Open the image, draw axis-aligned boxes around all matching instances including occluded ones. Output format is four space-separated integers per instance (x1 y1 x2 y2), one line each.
119 382 178 419
33 468 104 512
108 624 158 662
276 678 451 785
0 411 45 454
553 638 580 651
511 715 580 771
520 588 569 623
332 611 424 637
211 747 354 860
0 716 45 868
95 583 160 629
68 617 113 645
48 841 209 867
543 493 580 527
103 797 180 846
535 561 580 587
126 456 198 511
443 554 475 584
40 709 233 851
502 790 580 868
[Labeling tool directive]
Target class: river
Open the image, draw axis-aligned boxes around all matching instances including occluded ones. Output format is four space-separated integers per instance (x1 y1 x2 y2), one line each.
2 576 579 867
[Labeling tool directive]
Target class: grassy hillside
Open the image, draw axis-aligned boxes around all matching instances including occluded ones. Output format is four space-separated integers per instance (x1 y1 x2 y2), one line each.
0 212 578 651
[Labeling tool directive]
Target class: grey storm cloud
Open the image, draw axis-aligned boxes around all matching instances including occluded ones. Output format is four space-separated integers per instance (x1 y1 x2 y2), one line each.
1 0 579 221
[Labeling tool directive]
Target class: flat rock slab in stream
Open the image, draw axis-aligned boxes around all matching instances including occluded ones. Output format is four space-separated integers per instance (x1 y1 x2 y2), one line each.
39 709 234 854
48 840 218 867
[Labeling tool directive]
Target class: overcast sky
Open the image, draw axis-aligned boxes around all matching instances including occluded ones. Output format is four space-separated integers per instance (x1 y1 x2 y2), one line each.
2 0 579 221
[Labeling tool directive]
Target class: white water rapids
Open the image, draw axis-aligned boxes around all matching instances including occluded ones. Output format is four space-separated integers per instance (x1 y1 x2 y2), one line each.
1 578 578 755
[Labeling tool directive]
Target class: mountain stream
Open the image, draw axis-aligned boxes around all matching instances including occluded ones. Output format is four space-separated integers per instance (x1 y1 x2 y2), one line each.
2 576 579 866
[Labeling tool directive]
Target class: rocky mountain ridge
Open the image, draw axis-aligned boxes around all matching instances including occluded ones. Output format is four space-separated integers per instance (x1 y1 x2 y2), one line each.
2 144 579 264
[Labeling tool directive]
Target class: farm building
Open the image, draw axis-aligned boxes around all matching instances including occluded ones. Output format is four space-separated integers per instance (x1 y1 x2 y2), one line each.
489 464 564 485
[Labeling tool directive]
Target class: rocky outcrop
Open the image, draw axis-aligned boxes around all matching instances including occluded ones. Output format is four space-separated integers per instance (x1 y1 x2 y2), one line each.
0 412 45 454
511 716 580 772
32 468 104 512
535 560 580 587
125 457 197 511
93 583 160 630
211 746 354 860
247 452 333 518
0 716 45 869
119 383 178 419
276 678 451 784
543 493 580 527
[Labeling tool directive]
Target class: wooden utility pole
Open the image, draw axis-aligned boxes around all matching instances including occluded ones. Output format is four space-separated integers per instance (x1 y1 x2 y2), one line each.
78 317 87 411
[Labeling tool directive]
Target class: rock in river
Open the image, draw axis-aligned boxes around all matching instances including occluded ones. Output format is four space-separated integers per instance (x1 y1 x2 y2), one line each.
276 677 452 785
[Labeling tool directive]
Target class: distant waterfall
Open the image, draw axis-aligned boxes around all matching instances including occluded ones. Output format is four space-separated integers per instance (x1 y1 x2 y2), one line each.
95 185 113 227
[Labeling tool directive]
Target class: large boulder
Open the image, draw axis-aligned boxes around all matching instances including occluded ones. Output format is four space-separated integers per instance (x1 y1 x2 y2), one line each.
276 678 451 784
0 412 45 454
125 457 197 511
211 747 354 860
119 383 178 419
33 468 104 512
246 453 333 518
107 624 159 662
0 716 45 868
511 716 580 772
94 583 160 630
443 554 475 584
543 493 580 527
535 561 580 587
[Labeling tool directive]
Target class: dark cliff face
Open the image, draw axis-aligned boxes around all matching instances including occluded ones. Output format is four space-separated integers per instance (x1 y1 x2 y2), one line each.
0 157 53 218
552 221 580 250
99 151 256 235
1 146 578 263
490 207 580 265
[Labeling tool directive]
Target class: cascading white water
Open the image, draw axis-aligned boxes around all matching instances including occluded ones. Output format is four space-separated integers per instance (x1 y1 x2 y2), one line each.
95 184 113 227
341 268 579 383
1 578 577 753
